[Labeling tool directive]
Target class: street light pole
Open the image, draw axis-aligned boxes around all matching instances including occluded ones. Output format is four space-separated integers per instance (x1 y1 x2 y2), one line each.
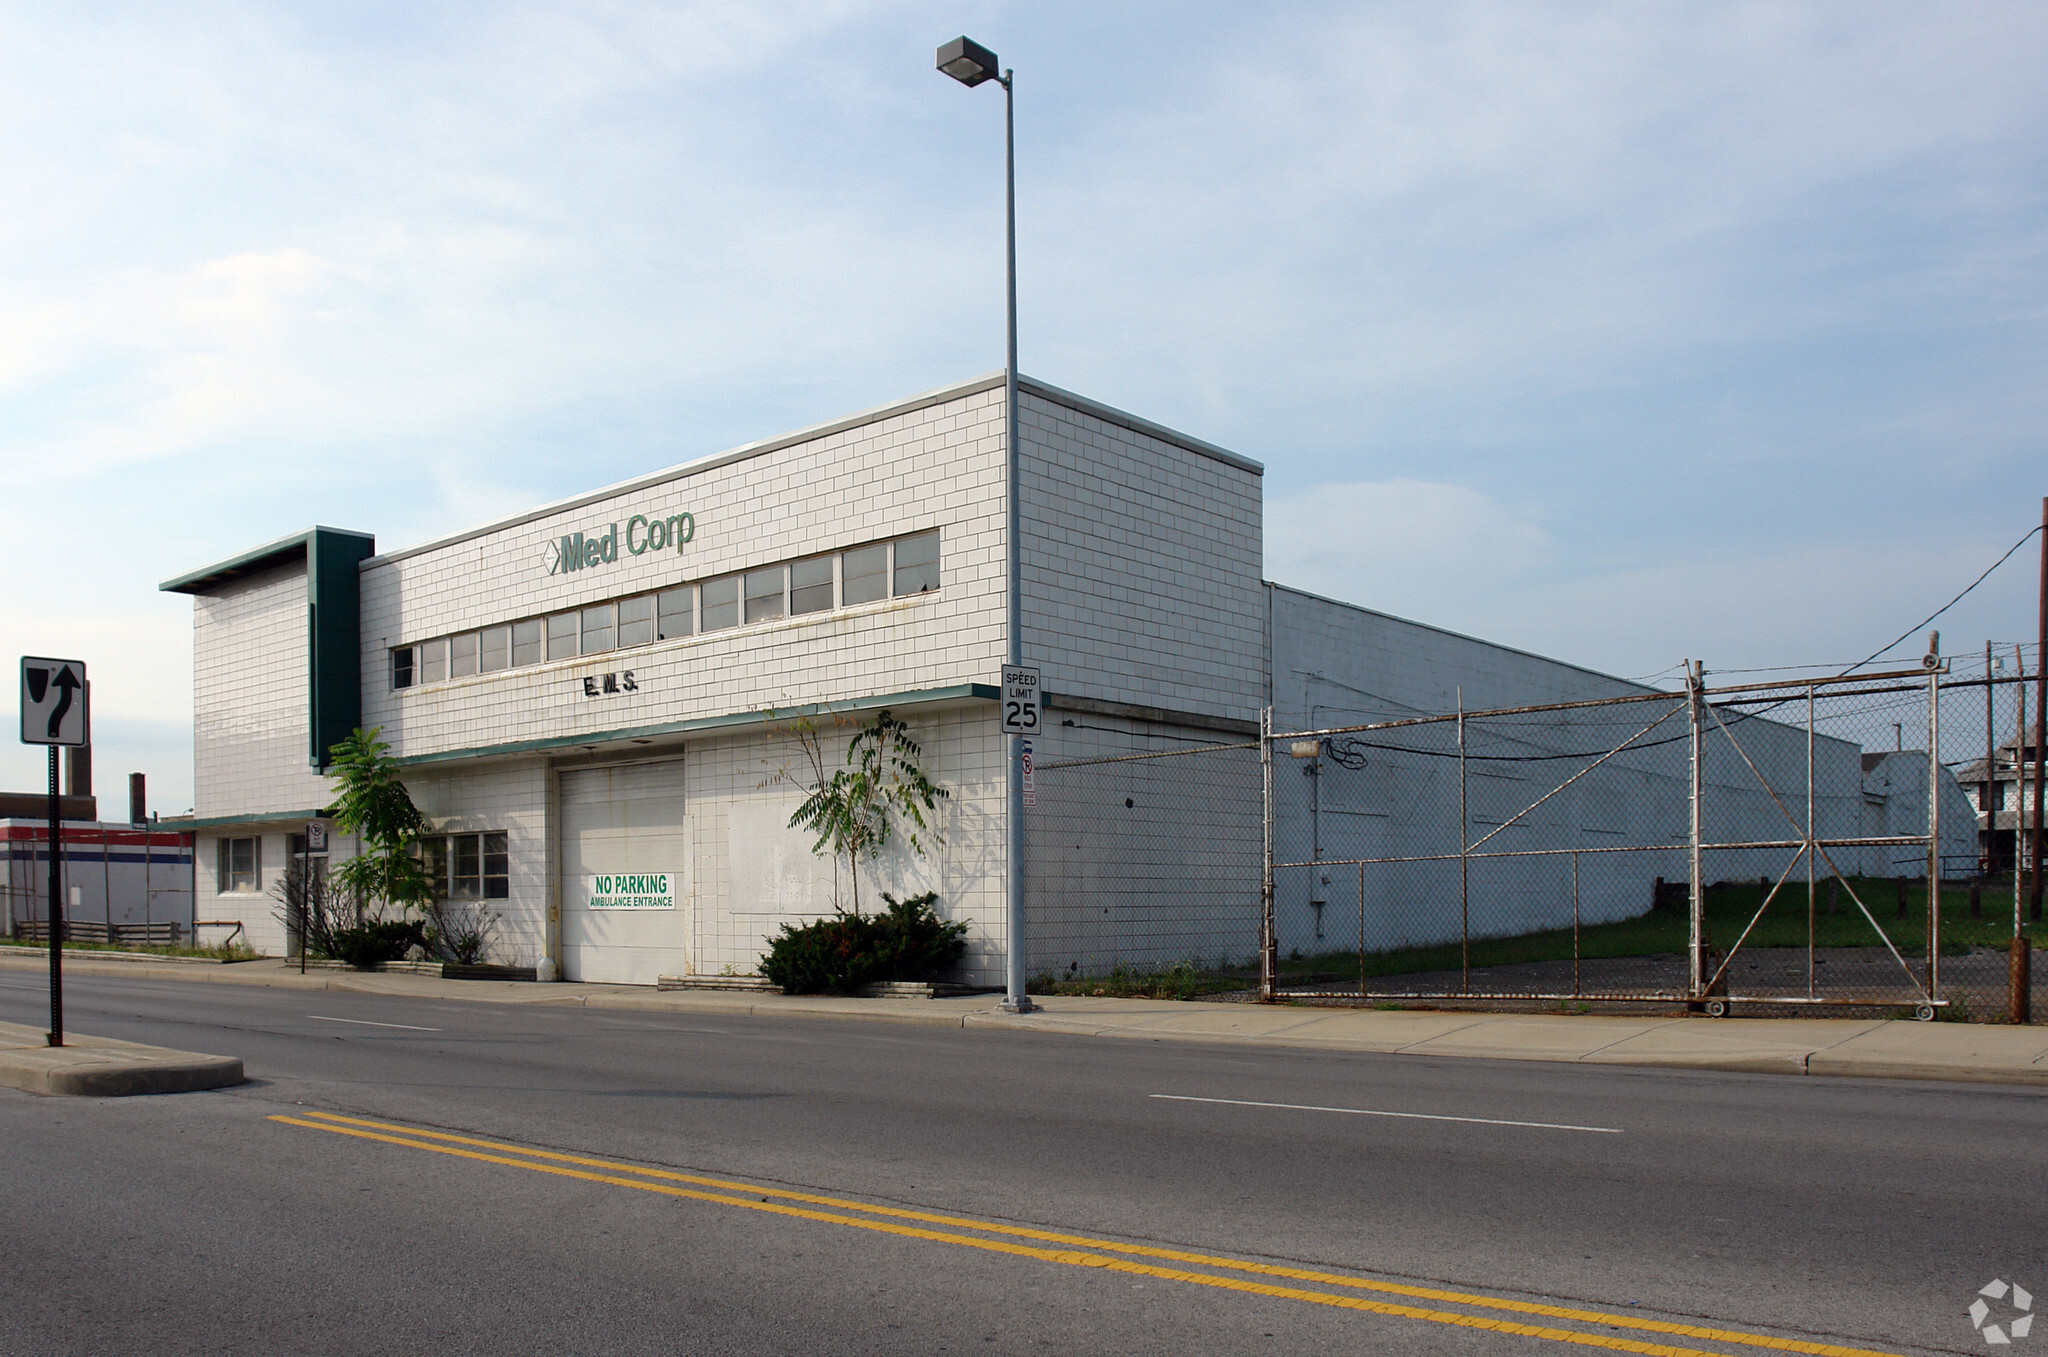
938 35 1034 1013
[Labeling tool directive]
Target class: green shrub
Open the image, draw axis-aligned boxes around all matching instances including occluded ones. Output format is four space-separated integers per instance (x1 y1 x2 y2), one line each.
330 919 429 970
759 892 968 994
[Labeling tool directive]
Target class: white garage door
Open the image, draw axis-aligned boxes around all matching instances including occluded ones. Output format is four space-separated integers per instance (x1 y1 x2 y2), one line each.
560 760 688 985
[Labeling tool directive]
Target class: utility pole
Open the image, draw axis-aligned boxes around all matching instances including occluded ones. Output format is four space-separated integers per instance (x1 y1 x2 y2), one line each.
2033 495 2045 926
2017 638 2034 1025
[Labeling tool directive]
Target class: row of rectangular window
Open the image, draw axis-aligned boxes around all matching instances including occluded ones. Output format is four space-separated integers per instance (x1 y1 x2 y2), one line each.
392 530 940 689
217 832 508 902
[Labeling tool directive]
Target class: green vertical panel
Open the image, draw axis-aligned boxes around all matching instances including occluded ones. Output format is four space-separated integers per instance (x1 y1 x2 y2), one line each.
306 528 376 768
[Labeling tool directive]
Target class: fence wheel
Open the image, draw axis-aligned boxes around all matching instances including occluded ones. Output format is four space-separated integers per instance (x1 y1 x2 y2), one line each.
1704 999 1728 1018
1914 1003 1936 1023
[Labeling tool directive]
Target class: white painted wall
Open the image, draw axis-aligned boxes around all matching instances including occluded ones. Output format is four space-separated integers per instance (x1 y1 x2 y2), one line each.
1266 585 1877 958
191 562 333 819
358 382 1009 764
1018 387 1266 724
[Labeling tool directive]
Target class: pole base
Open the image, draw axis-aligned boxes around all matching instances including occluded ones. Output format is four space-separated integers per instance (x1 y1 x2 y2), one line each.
2012 938 2032 1026
46 1032 61 1048
999 996 1037 1014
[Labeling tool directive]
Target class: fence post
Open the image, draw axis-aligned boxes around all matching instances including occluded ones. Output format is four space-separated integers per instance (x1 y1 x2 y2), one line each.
1260 706 1276 1003
1571 849 1580 998
1926 642 1941 1001
2017 653 2032 1025
1457 688 1469 995
1687 659 1706 1002
1806 684 1816 1001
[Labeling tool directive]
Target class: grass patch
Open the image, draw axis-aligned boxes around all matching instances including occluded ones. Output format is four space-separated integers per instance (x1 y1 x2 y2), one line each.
0 938 260 962
1289 877 2044 982
1028 877 2043 999
1029 961 1248 1000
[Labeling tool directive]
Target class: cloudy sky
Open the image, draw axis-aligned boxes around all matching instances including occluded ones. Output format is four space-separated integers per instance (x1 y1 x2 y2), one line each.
3 2 2043 811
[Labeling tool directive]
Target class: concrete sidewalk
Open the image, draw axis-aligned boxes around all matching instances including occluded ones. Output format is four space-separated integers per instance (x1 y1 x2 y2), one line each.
0 1019 244 1097
5 953 2047 1087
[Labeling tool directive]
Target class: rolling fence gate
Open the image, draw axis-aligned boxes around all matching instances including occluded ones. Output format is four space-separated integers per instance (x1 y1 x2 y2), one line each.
1025 652 2041 1017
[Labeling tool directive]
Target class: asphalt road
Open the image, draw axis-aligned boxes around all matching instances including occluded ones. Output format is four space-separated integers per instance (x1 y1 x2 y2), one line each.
0 971 2041 1357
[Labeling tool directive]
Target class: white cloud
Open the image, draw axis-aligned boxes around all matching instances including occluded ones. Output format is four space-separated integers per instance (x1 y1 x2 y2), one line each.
0 2 2039 806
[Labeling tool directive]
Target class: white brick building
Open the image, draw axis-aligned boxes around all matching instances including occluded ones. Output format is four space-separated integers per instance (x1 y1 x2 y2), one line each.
165 373 1952 985
166 375 1266 984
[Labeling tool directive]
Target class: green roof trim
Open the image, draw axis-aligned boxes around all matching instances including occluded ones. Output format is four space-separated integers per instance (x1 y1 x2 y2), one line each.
158 526 375 596
393 684 1001 768
160 527 376 772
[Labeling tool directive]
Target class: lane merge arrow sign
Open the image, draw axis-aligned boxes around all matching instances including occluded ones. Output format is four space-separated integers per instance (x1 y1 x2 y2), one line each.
20 657 89 747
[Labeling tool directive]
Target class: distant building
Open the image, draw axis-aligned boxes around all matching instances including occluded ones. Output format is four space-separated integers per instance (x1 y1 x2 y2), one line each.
1950 723 2043 874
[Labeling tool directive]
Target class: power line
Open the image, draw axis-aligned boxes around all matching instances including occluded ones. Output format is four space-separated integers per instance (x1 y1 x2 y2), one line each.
1842 523 2044 677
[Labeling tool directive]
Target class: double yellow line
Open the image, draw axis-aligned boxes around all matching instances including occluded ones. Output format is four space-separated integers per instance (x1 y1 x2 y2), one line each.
270 1110 1900 1357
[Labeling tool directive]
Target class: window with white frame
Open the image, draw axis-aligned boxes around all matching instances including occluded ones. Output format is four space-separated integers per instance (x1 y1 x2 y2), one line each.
700 576 739 631
416 831 510 900
790 555 834 615
841 543 887 606
217 837 261 893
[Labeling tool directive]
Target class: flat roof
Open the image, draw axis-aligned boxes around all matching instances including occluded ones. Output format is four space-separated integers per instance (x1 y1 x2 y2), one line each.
362 373 1264 570
159 526 375 596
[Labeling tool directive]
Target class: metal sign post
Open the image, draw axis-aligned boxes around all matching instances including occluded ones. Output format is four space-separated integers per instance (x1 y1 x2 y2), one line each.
1000 665 1039 1012
299 820 328 975
21 657 89 1048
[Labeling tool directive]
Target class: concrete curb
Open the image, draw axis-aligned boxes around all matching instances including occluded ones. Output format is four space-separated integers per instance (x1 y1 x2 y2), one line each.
0 1021 244 1097
5 955 2045 1087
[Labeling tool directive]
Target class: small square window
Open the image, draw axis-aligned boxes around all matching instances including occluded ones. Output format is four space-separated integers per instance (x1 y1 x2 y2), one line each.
790 556 834 615
658 586 693 639
450 631 479 679
391 647 415 690
700 577 739 631
546 612 579 661
480 625 511 673
512 619 544 667
418 637 448 684
745 566 786 624
842 543 888 605
218 837 260 893
617 595 655 648
893 531 940 596
581 604 615 654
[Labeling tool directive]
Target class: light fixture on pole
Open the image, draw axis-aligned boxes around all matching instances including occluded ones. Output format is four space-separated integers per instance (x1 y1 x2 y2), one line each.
937 34 1033 1014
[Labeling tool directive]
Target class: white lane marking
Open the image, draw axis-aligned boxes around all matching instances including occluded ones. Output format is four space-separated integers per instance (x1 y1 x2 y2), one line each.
307 1015 441 1032
1148 1093 1622 1134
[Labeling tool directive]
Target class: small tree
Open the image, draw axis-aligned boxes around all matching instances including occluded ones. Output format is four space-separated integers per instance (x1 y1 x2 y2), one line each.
783 710 948 915
325 727 437 918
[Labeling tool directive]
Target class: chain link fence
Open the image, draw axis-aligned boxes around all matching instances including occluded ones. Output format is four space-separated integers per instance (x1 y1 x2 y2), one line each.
1023 649 2046 1017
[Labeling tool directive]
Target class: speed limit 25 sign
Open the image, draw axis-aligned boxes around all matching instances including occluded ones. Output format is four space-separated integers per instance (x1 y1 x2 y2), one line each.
1001 665 1040 734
